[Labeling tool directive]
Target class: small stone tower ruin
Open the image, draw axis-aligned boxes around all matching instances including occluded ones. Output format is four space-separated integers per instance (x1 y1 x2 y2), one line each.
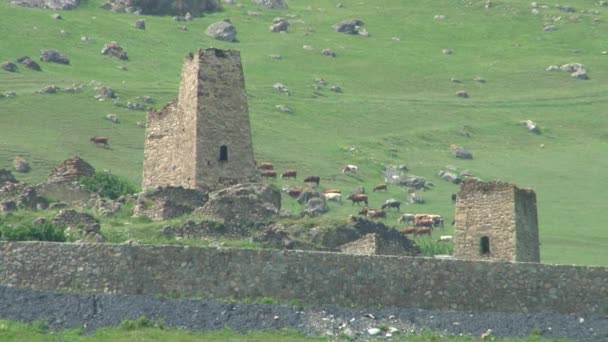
453 179 540 263
143 48 259 191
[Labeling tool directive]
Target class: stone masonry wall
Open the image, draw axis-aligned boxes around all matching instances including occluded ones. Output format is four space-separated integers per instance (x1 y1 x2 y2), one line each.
515 188 540 262
454 181 517 261
1 242 607 314
194 48 259 191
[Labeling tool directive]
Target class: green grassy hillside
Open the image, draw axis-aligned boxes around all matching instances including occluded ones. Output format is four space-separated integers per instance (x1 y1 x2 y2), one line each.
1 0 607 265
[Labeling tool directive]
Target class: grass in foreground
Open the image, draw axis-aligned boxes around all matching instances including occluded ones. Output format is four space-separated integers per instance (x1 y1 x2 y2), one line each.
0 319 572 342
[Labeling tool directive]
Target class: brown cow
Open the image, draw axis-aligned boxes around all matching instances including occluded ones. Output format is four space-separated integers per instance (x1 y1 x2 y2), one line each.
303 176 320 185
367 209 386 219
414 227 432 236
373 184 388 192
261 170 277 179
258 162 274 170
347 194 368 206
402 227 417 235
287 188 302 198
90 136 109 148
281 169 297 179
415 218 434 228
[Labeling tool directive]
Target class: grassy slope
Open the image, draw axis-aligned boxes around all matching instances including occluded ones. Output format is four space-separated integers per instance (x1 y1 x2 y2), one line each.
0 0 607 265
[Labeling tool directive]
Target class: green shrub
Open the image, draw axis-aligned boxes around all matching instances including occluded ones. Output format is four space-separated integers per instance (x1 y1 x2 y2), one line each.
80 172 138 200
119 316 164 331
0 222 65 242
414 236 453 257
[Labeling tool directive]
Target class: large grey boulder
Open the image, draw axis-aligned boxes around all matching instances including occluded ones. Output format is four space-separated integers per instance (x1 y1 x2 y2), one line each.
334 19 364 34
252 0 287 9
40 50 70 64
1 62 17 72
450 144 473 159
304 196 328 216
206 20 237 42
198 183 281 226
270 17 289 32
10 0 79 10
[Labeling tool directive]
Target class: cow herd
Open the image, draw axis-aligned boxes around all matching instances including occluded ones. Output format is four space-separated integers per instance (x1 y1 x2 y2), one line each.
258 161 449 240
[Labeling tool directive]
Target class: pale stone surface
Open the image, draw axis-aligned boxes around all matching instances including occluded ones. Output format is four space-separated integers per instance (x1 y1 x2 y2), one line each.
454 179 540 262
143 49 259 192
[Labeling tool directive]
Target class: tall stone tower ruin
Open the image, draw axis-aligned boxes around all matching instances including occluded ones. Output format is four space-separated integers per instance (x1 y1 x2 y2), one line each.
143 48 259 191
453 179 540 263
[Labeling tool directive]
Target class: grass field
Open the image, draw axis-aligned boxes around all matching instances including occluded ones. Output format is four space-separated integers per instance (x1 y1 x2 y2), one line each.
1 0 607 265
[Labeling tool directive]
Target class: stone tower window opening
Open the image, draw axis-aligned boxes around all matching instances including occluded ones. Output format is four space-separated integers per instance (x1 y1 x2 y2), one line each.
219 145 228 161
480 236 490 255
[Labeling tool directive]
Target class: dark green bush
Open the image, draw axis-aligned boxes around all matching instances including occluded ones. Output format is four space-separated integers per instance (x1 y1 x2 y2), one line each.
1 222 66 242
119 316 164 330
80 172 138 200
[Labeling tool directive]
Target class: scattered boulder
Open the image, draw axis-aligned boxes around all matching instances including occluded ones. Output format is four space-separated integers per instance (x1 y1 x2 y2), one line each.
334 19 364 34
133 186 208 221
94 197 123 216
81 36 90 44
275 104 292 113
17 187 48 210
473 76 486 83
434 14 446 20
247 11 261 16
407 192 425 204
252 0 287 9
197 183 280 226
20 58 41 71
297 187 321 205
450 144 473 159
571 69 588 80
38 85 60 94
105 113 119 123
95 86 116 99
442 49 452 55
322 48 336 57
32 217 48 225
523 119 541 134
47 156 95 184
273 82 289 94
52 209 98 228
40 49 70 64
11 0 79 10
101 42 128 60
456 90 469 98
4 91 16 98
438 170 461 184
330 85 342 93
0 169 18 186
269 54 282 60
302 44 314 51
206 20 237 42
51 13 62 19
184 12 193 21
1 62 17 72
13 157 30 173
305 196 328 216
557 5 575 12
135 19 146 29
270 17 290 32
543 25 557 31
0 201 17 216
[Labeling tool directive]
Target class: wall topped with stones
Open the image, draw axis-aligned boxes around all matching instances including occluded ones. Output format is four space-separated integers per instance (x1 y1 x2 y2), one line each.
0 242 606 314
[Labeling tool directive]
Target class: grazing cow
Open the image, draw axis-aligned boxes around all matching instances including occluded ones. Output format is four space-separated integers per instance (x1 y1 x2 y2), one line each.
323 189 341 194
323 192 342 203
402 227 417 235
347 193 368 206
90 136 109 148
358 207 369 216
428 214 445 228
414 227 432 236
367 209 386 219
261 170 277 179
342 164 358 174
281 169 297 179
303 176 320 185
398 213 415 225
381 199 401 211
287 188 303 198
258 162 274 170
415 218 434 228
373 184 388 192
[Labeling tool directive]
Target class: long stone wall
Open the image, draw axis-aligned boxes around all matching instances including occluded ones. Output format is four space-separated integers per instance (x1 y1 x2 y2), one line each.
0 242 606 314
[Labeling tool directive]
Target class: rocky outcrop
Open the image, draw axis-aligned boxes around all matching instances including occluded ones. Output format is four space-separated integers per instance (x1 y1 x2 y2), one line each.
197 183 280 226
0 169 18 186
206 20 237 42
132 186 208 221
52 209 98 228
101 42 128 60
47 156 95 184
10 0 79 10
40 50 70 65
17 187 48 210
13 157 30 173
269 17 289 32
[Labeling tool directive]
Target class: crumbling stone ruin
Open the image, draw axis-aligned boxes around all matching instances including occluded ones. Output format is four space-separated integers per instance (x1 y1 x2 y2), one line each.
453 179 540 262
143 48 259 192
47 156 95 184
